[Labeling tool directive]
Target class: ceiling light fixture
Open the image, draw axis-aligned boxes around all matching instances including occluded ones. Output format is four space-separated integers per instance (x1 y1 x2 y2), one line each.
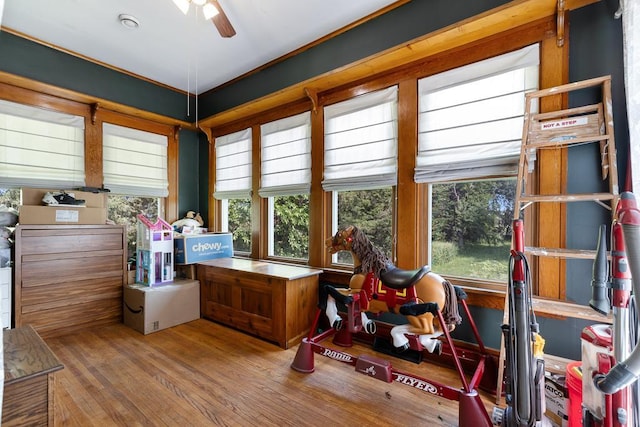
202 3 219 19
171 0 219 20
118 14 140 29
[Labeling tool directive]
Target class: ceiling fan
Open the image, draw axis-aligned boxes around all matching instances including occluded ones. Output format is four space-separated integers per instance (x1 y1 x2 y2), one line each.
171 0 236 38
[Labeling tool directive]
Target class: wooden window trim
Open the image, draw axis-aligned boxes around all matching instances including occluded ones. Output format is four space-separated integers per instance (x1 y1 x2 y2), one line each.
0 82 179 223
206 17 570 311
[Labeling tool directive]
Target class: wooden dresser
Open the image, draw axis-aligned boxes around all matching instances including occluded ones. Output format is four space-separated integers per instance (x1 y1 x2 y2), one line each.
13 225 127 338
197 258 321 349
3 325 64 426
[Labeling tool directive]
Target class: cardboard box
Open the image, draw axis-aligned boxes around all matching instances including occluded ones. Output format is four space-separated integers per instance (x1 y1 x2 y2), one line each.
545 371 569 427
123 279 200 335
19 188 107 225
174 232 233 264
19 205 107 225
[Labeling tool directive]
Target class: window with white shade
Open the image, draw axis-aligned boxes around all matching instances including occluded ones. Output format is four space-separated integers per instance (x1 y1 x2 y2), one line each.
102 123 168 259
214 128 252 200
415 44 539 183
260 111 311 197
214 128 252 253
323 86 398 191
0 99 85 189
260 112 311 259
324 86 398 264
418 44 539 284
103 123 169 197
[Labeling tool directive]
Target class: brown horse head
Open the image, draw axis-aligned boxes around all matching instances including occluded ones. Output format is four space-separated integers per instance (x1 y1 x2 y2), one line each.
325 226 355 255
325 226 392 278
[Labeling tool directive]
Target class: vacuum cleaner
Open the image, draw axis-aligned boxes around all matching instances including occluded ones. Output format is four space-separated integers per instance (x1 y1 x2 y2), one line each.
584 191 640 426
494 219 549 427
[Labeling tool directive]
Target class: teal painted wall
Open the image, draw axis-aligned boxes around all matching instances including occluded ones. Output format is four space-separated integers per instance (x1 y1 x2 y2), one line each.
198 0 510 117
176 129 209 226
177 129 201 218
0 31 195 121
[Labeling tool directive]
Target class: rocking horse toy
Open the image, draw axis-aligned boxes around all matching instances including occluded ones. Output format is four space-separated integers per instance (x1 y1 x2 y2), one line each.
291 226 494 427
321 225 462 354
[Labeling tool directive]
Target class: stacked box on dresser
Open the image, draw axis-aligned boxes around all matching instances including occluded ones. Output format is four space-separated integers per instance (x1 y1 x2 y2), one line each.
19 188 107 225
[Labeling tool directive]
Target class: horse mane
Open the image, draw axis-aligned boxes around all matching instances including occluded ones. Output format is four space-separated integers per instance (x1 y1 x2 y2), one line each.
350 226 393 277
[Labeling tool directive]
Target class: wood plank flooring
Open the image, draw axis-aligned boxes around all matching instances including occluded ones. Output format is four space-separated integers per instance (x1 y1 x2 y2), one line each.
45 319 496 426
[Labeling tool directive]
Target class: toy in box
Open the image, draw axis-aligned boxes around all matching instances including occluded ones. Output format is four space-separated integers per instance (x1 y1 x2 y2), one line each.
136 214 174 286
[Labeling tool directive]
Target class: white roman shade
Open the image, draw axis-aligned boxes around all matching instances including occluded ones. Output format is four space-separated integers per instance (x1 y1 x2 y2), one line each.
103 123 168 197
0 99 85 188
214 128 252 199
259 111 311 197
323 86 398 191
415 44 539 183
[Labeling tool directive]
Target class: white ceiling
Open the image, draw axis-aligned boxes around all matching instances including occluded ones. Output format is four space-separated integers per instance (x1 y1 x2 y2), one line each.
1 0 399 94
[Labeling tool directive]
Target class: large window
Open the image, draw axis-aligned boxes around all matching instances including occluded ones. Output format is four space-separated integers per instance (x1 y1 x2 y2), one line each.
214 128 252 254
430 179 515 281
0 99 85 189
107 195 160 261
268 194 309 259
333 188 393 265
417 44 539 283
324 87 398 266
103 123 169 197
102 123 169 259
260 112 311 260
0 189 20 211
221 198 251 253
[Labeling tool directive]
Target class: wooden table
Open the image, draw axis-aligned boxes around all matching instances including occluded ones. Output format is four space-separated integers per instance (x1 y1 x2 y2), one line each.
197 258 322 349
3 325 64 426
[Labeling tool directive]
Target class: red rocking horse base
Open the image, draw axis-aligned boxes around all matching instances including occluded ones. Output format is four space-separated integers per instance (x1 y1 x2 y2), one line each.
291 297 493 427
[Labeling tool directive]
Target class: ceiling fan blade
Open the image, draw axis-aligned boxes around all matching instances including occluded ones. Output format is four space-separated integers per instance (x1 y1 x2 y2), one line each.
210 0 236 38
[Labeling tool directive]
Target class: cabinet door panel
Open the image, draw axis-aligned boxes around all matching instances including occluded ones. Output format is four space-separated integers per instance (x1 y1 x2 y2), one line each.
203 279 233 307
239 285 273 318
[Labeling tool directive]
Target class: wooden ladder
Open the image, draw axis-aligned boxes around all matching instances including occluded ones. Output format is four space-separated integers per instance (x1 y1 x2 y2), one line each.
495 75 618 403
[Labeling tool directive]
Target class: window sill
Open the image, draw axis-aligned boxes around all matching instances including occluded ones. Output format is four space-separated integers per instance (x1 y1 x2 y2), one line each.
459 285 612 324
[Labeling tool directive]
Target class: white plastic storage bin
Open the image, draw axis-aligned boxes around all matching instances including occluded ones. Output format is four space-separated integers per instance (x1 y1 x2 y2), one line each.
0 267 12 328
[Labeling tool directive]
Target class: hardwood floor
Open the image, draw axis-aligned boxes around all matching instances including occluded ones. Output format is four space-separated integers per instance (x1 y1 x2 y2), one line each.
45 319 496 426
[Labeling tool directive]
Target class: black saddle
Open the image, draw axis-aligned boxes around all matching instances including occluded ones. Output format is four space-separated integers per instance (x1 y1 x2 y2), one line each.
379 265 430 290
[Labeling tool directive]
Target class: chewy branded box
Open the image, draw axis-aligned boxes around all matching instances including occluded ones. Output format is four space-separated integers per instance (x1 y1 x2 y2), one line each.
123 279 200 335
544 371 569 427
174 232 233 264
19 188 107 225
